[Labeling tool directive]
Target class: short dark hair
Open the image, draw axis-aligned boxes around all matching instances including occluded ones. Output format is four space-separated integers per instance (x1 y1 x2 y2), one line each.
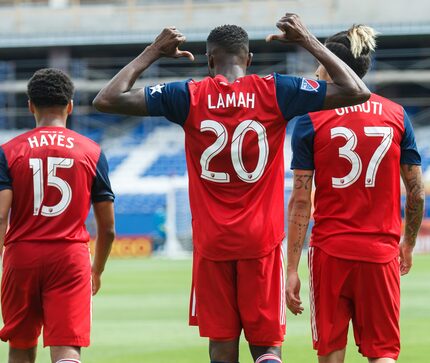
325 25 377 79
207 25 249 54
27 68 74 107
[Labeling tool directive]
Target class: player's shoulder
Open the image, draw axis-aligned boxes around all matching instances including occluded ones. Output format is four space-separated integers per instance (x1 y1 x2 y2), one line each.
147 79 193 96
371 93 407 130
165 78 195 90
371 92 401 108
66 128 102 153
2 128 34 146
298 107 335 130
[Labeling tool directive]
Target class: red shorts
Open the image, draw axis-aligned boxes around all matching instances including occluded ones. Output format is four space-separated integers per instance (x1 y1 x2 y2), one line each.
0 242 92 349
308 247 400 359
189 244 286 346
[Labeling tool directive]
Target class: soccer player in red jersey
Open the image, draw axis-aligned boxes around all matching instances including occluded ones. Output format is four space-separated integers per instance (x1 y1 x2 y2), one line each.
287 26 425 363
93 13 370 363
0 69 116 363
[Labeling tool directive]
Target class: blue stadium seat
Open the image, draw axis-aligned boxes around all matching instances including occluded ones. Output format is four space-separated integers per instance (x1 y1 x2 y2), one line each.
141 153 187 177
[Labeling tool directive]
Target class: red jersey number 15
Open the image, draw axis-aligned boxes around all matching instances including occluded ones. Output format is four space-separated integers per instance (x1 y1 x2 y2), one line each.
29 157 74 217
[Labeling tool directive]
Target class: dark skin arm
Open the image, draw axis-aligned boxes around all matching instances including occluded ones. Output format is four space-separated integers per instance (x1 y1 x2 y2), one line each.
91 201 115 295
286 170 313 315
399 164 425 275
0 189 12 256
93 27 194 116
267 13 371 109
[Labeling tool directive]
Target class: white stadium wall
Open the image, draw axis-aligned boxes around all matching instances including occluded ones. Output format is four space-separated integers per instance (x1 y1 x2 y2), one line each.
0 0 430 46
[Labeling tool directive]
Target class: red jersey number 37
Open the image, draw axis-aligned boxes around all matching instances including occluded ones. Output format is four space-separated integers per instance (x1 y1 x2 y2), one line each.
331 126 393 188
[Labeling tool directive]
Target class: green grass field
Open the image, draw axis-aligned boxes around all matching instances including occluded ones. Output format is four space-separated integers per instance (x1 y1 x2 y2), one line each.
1 254 429 363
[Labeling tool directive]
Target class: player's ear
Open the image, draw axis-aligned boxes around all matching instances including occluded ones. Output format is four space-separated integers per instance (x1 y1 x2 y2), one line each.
67 100 74 115
207 54 216 77
247 52 253 68
28 100 35 114
208 54 215 70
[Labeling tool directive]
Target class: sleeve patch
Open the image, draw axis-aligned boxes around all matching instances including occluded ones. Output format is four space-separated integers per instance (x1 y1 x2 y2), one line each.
148 84 166 96
300 78 321 92
145 80 191 126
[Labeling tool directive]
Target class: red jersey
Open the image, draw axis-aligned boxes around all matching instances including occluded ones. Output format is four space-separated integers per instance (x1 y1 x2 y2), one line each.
291 94 421 263
0 126 114 245
145 74 327 260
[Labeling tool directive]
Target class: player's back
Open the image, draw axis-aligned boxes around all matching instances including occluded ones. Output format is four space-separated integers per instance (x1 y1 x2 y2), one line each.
1 126 105 245
181 74 325 260
294 93 419 262
145 72 326 260
185 74 288 260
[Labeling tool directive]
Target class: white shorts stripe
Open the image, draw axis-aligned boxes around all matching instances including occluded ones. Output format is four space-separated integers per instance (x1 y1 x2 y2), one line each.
280 246 286 326
191 287 197 317
255 353 282 363
88 248 93 330
308 247 318 342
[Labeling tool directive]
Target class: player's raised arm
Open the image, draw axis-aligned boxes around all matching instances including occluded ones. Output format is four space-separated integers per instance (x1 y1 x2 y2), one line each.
267 13 370 109
399 164 425 275
93 27 194 116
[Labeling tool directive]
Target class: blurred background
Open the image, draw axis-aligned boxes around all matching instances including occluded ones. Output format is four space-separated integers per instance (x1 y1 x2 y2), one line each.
1 2 430 362
0 0 429 257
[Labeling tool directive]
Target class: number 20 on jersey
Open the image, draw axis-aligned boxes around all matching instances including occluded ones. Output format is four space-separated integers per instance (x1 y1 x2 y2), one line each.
200 119 269 183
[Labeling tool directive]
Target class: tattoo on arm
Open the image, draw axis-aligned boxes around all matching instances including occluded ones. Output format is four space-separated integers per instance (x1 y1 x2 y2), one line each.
294 175 312 190
402 165 425 247
288 214 310 254
287 171 313 271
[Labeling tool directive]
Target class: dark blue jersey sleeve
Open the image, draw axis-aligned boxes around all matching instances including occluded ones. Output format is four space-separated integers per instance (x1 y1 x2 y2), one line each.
274 73 327 121
0 147 12 191
91 151 115 203
144 80 191 126
400 110 421 165
291 114 315 170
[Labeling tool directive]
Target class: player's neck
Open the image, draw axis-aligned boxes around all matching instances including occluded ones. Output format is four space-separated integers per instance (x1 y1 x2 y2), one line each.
35 117 67 128
214 65 247 83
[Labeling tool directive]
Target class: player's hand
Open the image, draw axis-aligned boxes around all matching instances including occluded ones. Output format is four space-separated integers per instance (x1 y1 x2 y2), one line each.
266 13 313 45
286 271 304 315
399 241 414 275
148 27 195 61
91 268 102 295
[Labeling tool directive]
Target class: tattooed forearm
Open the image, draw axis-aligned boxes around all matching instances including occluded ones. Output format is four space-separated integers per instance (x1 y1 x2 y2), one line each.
287 171 314 272
294 175 313 190
288 215 310 254
402 165 425 247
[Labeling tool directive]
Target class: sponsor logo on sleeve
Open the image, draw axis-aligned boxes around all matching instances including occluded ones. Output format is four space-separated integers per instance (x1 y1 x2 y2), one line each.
300 78 320 92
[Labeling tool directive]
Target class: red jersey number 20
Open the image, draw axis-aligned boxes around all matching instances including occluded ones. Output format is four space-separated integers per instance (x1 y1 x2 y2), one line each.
200 119 269 183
